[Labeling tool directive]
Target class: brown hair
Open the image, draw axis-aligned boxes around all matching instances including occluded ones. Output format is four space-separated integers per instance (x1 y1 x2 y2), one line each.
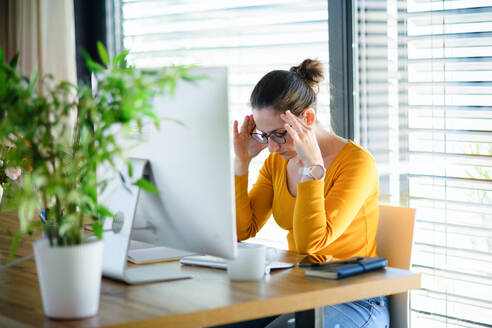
250 59 324 116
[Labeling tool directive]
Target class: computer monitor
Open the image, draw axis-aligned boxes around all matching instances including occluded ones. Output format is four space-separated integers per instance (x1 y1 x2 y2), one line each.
99 67 237 283
128 66 237 258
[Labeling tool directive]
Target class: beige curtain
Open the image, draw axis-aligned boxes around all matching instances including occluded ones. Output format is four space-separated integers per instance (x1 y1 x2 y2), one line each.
0 0 77 89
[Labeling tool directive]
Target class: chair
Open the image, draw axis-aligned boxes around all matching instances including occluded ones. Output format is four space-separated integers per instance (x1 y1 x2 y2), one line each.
377 205 416 328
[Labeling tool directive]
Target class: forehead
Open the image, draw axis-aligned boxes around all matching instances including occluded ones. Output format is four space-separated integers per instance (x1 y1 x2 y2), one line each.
252 108 284 132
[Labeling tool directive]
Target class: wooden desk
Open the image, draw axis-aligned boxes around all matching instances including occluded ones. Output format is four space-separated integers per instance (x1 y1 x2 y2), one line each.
0 211 421 327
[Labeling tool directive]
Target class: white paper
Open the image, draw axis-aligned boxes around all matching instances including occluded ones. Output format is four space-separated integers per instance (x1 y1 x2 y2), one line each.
127 241 196 264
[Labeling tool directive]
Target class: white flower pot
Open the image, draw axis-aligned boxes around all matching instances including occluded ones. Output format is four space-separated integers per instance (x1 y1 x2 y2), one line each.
33 238 104 319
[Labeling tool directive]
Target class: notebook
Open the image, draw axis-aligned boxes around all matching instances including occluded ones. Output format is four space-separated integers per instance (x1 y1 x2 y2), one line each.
305 257 387 279
180 255 294 271
127 240 197 265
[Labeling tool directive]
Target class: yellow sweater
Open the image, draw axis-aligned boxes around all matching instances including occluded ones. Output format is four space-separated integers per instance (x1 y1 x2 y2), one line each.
235 141 379 258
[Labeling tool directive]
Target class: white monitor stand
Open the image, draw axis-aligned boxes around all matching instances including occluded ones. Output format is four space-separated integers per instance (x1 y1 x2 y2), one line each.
100 158 192 284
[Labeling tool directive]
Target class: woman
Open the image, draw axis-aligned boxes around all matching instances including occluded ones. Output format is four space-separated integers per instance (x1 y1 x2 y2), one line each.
233 59 389 328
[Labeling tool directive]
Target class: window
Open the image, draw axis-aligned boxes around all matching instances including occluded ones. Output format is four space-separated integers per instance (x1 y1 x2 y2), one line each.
355 0 492 326
111 0 330 248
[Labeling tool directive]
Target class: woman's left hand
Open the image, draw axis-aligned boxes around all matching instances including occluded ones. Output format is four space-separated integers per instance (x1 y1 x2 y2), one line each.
280 110 324 167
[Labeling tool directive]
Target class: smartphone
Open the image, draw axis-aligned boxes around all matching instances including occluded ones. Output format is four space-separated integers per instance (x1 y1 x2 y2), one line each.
297 254 333 267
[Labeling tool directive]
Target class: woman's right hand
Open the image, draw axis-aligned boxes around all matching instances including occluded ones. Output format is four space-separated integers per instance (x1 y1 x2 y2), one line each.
233 115 267 172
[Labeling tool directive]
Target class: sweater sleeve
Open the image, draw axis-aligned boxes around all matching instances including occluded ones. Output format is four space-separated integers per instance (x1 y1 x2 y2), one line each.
292 149 378 254
235 156 274 241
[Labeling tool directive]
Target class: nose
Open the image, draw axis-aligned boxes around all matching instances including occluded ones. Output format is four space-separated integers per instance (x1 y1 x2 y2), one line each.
267 138 280 153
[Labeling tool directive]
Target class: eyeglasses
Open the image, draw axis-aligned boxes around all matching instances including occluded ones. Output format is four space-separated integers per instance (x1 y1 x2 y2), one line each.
250 125 288 144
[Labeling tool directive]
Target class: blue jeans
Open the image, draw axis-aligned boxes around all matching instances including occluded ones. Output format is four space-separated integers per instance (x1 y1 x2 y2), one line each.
263 296 389 328
213 296 389 328
323 296 389 328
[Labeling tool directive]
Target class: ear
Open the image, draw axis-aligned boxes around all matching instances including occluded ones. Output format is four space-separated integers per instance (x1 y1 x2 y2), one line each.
302 108 316 126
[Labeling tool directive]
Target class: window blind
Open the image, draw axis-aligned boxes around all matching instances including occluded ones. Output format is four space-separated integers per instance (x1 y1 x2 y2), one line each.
112 0 330 249
355 0 492 327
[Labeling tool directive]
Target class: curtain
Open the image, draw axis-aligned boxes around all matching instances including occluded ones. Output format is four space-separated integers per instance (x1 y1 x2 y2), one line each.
0 0 77 89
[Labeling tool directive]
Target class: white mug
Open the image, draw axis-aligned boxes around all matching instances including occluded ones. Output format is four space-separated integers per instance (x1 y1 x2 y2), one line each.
227 243 266 281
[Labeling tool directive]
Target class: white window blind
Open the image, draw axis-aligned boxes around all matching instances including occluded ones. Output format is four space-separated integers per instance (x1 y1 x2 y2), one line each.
113 0 330 249
355 1 492 327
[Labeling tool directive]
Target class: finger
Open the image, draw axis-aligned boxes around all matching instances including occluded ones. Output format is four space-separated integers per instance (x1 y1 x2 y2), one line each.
293 111 311 129
247 114 256 131
280 111 302 133
233 120 239 137
284 112 305 136
239 115 250 134
284 123 300 144
279 114 295 132
286 110 310 130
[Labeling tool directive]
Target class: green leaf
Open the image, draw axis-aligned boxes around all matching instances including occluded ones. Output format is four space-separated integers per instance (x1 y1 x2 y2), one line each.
9 53 19 68
0 47 4 63
97 204 115 220
85 185 97 203
92 223 103 240
113 49 130 66
96 41 110 66
143 109 160 126
8 232 21 261
134 178 160 194
81 49 104 73
127 161 133 177
59 222 73 236
29 69 38 90
168 79 176 94
18 197 37 233
162 116 185 127
182 73 208 82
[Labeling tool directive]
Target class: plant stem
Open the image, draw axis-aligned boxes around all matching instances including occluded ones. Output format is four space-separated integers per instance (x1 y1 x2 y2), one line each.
78 211 83 241
42 193 52 245
72 101 82 159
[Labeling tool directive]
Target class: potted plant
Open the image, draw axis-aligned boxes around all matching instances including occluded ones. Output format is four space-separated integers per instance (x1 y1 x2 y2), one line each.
0 43 193 319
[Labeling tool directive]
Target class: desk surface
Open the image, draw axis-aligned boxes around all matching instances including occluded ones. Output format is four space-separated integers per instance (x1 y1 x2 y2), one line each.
0 211 421 328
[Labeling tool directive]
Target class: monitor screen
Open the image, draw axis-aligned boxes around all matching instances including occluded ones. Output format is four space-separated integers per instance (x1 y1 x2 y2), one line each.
100 67 237 261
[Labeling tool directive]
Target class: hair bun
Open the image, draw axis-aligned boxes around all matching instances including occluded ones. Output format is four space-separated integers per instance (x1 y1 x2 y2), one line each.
289 59 324 91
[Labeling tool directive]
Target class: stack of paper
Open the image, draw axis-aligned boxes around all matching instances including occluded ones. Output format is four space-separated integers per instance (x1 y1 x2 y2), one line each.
127 240 196 265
